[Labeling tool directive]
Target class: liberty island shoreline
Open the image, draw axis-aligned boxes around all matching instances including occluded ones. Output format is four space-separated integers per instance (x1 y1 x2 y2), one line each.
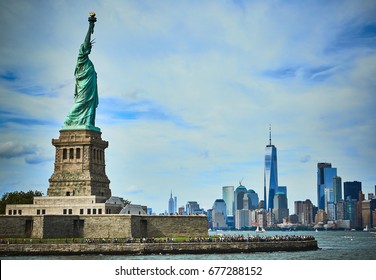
2 230 376 260
0 234 317 256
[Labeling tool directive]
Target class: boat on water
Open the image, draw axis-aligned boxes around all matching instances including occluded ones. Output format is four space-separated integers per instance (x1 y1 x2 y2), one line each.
255 226 266 233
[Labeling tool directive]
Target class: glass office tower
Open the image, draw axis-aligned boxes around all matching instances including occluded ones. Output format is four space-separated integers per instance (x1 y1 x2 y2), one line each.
264 127 278 211
344 181 362 200
317 163 337 210
222 186 234 216
234 184 247 211
333 176 342 204
247 189 259 210
273 192 289 223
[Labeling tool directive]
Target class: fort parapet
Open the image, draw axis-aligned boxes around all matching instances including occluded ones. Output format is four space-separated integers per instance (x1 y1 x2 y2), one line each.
0 214 208 239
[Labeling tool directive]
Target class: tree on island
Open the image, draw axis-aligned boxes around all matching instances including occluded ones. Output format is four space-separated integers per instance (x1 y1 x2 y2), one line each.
120 198 131 206
0 190 43 214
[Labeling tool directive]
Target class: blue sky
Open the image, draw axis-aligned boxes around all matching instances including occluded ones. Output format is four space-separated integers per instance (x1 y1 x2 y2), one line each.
0 0 375 213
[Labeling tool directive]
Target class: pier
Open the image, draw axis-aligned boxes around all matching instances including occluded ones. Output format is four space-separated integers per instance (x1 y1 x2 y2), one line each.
0 236 318 256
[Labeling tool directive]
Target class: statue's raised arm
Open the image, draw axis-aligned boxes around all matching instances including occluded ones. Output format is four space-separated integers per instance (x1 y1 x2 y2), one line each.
84 12 96 47
63 12 100 132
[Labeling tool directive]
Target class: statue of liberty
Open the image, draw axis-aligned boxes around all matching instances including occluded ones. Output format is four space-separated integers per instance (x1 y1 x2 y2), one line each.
63 12 100 131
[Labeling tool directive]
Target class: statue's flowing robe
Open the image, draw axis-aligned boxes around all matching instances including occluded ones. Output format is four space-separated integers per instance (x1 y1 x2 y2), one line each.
64 42 98 127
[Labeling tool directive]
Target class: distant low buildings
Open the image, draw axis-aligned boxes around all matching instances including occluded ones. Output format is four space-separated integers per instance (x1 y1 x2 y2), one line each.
186 201 204 215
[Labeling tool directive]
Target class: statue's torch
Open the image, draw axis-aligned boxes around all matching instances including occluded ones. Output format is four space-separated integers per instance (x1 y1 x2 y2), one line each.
88 12 97 34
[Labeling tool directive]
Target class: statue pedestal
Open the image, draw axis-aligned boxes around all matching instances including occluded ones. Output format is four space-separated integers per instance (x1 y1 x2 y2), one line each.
48 129 111 199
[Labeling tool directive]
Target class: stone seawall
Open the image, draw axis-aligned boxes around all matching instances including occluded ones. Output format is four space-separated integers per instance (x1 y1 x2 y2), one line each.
0 215 209 239
0 240 318 256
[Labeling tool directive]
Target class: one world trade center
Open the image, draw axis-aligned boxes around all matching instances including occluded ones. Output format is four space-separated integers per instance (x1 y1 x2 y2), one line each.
264 126 279 211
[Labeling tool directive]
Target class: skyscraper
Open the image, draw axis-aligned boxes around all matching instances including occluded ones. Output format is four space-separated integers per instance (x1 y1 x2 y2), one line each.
317 162 337 210
247 189 259 210
277 186 287 196
211 199 227 229
333 176 342 203
222 186 234 216
264 126 278 211
344 181 362 201
235 193 252 229
234 183 247 211
168 191 174 214
295 199 314 225
302 199 314 226
273 192 289 223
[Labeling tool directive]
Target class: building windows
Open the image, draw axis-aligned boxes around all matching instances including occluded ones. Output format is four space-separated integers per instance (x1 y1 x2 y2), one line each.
42 209 46 215
97 150 104 162
37 209 41 215
92 149 104 162
80 209 84 215
63 147 83 160
69 209 72 215
98 209 102 215
87 209 91 214
93 209 97 214
63 209 67 215
7 209 23 215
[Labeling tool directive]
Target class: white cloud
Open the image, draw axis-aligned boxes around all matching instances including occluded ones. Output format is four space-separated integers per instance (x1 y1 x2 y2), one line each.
0 141 36 159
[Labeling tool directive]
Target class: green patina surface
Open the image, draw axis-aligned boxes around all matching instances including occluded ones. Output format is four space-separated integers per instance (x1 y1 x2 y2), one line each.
63 13 99 132
61 124 100 132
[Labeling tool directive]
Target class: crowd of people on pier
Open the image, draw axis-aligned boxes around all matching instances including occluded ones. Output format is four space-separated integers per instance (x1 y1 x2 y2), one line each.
0 234 315 244
107 234 315 244
211 234 315 243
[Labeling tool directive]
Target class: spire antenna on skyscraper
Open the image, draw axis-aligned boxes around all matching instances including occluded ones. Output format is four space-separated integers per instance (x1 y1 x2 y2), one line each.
269 124 272 146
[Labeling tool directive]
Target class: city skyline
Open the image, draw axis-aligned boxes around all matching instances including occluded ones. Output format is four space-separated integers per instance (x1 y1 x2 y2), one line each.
1 1 376 214
168 172 371 216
